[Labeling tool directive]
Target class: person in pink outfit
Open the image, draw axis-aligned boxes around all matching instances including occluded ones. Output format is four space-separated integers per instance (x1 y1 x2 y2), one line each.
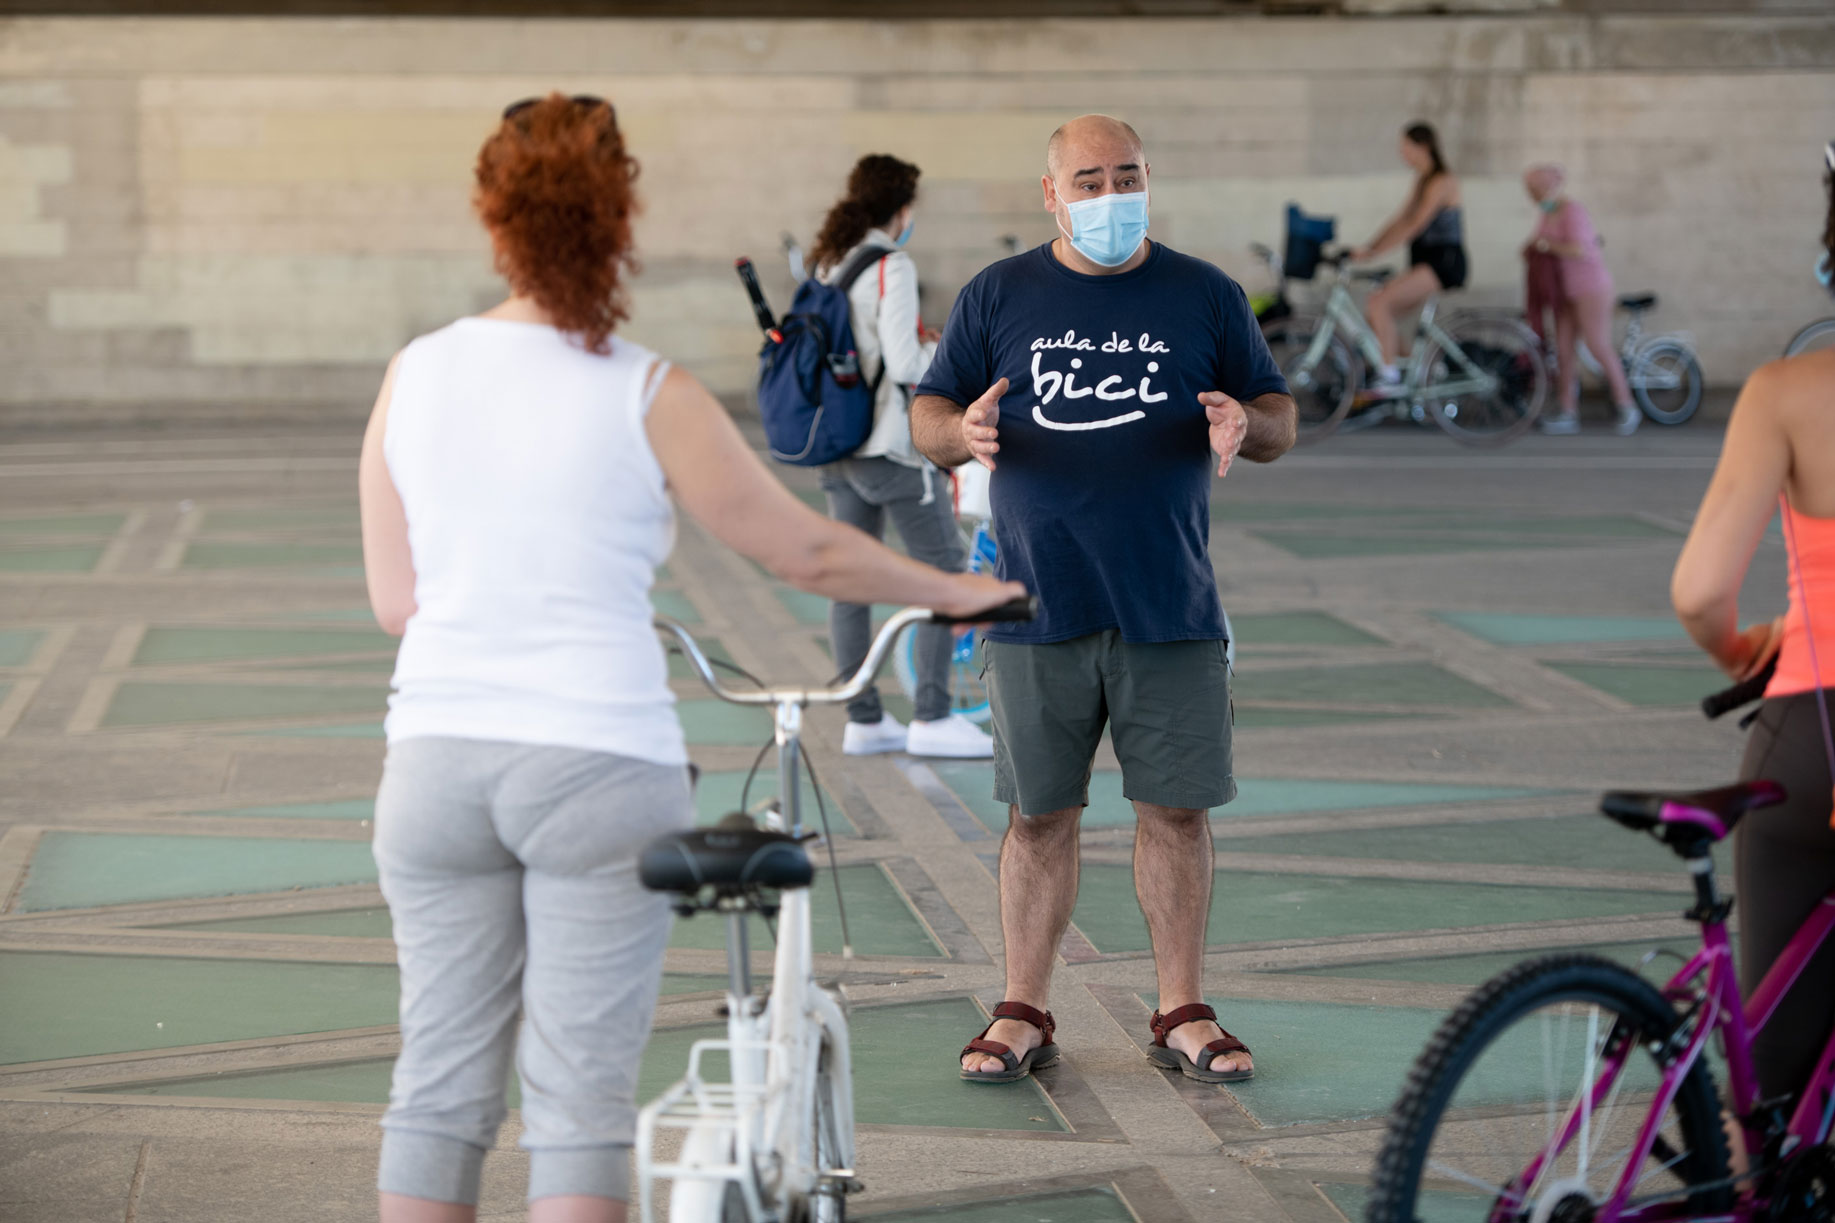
1521 164 1639 436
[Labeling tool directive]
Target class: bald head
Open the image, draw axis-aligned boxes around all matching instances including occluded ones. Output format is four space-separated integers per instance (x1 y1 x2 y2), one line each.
1047 114 1144 179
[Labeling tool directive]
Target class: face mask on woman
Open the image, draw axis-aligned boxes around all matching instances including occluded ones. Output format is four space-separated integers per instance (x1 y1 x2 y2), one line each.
1057 191 1150 268
1817 250 1833 289
895 217 915 248
1538 198 1561 214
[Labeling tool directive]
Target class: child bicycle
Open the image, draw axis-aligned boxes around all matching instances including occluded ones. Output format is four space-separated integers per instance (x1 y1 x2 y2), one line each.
1365 662 1835 1223
636 596 1036 1222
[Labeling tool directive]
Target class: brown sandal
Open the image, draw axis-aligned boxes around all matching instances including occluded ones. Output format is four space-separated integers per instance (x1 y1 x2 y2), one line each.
958 1001 1059 1084
1147 1003 1254 1083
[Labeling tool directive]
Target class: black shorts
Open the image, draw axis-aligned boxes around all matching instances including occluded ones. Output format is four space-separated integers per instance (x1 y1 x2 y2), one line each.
1409 241 1468 290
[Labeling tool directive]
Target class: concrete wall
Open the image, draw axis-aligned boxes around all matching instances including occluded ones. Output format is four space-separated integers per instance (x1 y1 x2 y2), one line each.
1 14 1831 424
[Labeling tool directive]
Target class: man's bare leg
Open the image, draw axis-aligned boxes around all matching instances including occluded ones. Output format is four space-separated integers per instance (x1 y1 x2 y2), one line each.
1133 801 1251 1075
380 1194 473 1223
962 804 1080 1073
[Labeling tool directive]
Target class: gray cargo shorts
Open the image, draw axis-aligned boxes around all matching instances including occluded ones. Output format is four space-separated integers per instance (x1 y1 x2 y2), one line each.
985 630 1235 818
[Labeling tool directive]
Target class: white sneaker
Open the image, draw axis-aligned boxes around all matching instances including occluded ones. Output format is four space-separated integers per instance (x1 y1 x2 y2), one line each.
906 714 995 759
842 714 907 756
1613 403 1642 436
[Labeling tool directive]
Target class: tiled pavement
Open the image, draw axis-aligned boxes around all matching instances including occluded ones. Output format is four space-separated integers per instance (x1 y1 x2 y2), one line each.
0 421 1778 1222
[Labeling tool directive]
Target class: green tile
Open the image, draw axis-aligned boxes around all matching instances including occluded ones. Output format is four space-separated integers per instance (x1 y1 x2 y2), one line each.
132 626 397 666
668 863 942 959
0 951 398 1064
1219 813 1720 873
1229 612 1383 648
0 544 104 572
1233 662 1509 708
1396 513 1675 539
182 541 363 569
248 721 385 739
1283 939 1705 987
0 628 44 667
14 831 377 912
677 699 773 746
1545 662 1726 707
927 765 1552 832
1141 994 1446 1127
694 770 854 837
1073 867 1674 954
873 1188 1134 1223
274 657 397 675
276 608 379 623
187 799 374 821
1212 502 1373 523
1437 612 1687 647
102 681 385 728
1321 1181 1489 1223
96 997 1062 1134
0 512 124 536
651 589 702 625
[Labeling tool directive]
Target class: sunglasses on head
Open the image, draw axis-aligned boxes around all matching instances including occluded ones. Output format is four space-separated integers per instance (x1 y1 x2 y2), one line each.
502 94 611 121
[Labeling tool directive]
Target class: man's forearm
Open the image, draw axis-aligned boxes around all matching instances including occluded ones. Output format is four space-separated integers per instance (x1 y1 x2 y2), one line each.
1239 392 1297 462
910 394 972 468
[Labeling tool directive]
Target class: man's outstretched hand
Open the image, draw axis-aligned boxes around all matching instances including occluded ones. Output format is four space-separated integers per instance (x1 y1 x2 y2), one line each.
1202 391 1248 478
961 378 1008 471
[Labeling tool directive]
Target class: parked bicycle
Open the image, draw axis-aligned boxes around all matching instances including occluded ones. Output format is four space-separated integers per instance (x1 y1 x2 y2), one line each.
637 597 1036 1222
1542 292 1706 426
1365 665 1834 1223
1786 317 1835 357
1258 234 1549 447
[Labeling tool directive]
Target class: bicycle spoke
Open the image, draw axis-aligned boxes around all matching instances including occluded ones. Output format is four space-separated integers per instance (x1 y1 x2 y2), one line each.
1426 1160 1514 1200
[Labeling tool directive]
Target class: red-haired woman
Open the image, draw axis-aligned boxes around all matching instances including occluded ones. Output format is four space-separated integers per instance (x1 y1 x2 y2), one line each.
358 95 1020 1223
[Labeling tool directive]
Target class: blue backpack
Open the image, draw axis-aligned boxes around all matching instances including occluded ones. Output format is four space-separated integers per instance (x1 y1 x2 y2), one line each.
755 245 890 466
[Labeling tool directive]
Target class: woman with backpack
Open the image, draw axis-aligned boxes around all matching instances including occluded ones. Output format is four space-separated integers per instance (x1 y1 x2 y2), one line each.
810 154 993 759
358 98 1022 1222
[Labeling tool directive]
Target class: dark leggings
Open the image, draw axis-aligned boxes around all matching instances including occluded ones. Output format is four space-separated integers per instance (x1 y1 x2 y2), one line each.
1736 691 1835 1100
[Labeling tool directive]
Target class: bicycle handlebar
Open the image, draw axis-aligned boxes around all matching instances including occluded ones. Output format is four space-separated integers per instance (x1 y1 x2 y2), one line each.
655 596 1037 708
1701 655 1777 720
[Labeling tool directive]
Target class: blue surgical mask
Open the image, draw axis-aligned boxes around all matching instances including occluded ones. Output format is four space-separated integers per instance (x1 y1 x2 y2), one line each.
1538 198 1561 214
895 217 914 248
1818 251 1833 289
1058 190 1149 268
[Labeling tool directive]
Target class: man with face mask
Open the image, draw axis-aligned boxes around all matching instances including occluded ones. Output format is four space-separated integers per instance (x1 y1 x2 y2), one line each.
911 115 1297 1087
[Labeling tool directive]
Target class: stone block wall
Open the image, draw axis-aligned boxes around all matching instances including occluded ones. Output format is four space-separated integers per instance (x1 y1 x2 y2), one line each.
1 14 1831 423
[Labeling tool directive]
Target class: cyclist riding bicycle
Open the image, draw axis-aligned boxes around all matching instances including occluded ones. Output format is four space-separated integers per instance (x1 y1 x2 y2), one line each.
1669 139 1835 1140
357 93 1020 1223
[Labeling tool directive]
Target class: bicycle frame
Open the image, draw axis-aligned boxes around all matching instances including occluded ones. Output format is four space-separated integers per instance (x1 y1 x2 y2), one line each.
1300 278 1499 403
1503 852 1835 1223
635 613 936 1222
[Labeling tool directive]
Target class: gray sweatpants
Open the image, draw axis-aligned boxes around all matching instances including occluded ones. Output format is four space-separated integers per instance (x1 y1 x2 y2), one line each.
820 455 968 724
372 736 693 1206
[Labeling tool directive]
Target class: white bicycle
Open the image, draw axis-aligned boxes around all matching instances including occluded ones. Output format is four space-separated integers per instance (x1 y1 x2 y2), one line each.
637 596 1036 1222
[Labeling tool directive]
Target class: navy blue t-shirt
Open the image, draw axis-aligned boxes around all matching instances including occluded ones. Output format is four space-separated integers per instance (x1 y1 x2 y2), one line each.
916 241 1287 645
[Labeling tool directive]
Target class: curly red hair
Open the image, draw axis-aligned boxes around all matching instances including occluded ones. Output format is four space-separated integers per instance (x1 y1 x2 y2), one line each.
474 94 640 356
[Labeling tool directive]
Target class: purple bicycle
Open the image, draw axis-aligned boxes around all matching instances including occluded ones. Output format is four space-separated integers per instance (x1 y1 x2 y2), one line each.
1368 669 1834 1223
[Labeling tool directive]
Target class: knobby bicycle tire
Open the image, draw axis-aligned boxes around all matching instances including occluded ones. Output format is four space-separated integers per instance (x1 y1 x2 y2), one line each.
1367 954 1731 1223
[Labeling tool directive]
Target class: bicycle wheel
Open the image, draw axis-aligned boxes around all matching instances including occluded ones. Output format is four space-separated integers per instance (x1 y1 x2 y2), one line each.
893 624 990 724
790 1038 852 1222
1367 954 1731 1223
671 1121 752 1221
1785 317 1835 357
1261 313 1360 444
1629 339 1704 426
1420 315 1548 447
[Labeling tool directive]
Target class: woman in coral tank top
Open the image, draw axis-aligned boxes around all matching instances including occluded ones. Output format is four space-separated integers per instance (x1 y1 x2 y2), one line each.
1671 142 1835 1109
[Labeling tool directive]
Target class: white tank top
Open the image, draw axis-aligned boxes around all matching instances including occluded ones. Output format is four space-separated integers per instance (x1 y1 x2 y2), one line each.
383 317 686 765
